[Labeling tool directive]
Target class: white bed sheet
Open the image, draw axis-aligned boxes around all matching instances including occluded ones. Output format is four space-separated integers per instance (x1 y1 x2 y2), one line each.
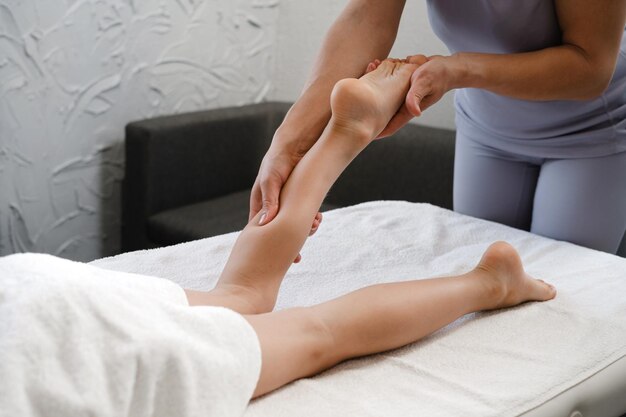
93 201 626 417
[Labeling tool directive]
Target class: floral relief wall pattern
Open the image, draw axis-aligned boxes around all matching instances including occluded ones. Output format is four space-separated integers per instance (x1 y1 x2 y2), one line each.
0 0 280 260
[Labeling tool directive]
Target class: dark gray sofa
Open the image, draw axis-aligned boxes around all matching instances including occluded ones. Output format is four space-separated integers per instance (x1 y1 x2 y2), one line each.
122 101 626 257
121 102 455 251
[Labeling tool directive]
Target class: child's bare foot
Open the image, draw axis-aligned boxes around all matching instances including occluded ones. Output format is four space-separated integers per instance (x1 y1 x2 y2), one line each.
475 241 556 310
365 59 382 73
329 58 419 139
365 55 427 74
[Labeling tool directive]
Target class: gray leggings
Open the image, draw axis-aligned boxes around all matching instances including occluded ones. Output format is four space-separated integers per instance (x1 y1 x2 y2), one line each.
453 133 626 254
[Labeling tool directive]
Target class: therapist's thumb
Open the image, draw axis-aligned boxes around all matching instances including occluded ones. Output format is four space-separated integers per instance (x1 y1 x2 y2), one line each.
258 175 282 226
406 84 424 118
406 67 433 117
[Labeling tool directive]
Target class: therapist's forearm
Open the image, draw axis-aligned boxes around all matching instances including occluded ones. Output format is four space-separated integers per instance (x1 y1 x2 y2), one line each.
450 46 617 101
272 1 405 158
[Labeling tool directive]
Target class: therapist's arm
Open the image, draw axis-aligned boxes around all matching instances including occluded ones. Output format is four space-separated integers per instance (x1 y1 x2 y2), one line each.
250 0 408 228
454 0 626 100
391 0 626 129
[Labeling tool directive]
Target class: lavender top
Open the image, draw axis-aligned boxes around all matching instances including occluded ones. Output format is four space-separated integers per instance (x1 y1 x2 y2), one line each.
426 0 626 157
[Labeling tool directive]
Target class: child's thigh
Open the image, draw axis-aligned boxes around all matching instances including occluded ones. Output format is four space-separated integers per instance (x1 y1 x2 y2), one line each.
244 308 336 398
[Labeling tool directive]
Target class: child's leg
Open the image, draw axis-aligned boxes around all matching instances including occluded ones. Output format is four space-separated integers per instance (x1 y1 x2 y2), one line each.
186 60 420 314
246 241 556 397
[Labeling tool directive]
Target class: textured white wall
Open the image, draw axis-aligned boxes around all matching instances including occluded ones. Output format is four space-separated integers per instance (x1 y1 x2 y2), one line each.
0 0 280 261
271 0 456 129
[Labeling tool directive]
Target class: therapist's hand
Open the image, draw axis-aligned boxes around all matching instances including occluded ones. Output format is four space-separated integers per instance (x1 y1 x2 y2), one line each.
249 146 322 264
375 54 460 138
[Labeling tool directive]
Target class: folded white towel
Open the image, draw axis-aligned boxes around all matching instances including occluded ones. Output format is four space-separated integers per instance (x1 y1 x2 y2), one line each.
0 253 261 417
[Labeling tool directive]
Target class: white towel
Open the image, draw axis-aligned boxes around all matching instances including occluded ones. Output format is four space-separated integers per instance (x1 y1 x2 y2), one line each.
93 201 626 417
0 253 261 417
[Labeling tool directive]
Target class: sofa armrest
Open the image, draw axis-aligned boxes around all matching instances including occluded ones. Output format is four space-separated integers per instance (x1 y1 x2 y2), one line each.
327 123 456 209
122 102 292 251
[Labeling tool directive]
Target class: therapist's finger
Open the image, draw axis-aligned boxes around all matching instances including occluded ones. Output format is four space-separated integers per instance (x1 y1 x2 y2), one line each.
376 105 415 139
257 174 282 226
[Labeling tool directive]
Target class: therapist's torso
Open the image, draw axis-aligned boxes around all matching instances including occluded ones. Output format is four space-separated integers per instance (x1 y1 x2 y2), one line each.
426 0 626 156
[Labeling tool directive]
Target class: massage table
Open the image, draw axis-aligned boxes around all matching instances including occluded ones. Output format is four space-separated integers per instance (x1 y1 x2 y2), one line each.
92 201 626 417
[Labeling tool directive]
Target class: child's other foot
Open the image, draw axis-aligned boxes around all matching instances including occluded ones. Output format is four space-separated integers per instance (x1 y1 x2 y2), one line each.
329 59 419 139
476 241 556 310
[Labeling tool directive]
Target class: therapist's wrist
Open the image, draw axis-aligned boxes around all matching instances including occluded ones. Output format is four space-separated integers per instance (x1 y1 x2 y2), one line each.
272 123 320 161
274 87 335 158
448 52 479 90
267 130 308 166
436 53 469 91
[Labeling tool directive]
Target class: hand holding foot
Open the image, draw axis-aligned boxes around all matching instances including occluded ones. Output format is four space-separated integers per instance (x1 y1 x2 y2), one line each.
364 55 430 138
329 58 421 140
250 57 423 247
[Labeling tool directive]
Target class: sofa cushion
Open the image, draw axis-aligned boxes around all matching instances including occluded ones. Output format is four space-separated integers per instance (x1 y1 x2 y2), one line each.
148 189 340 246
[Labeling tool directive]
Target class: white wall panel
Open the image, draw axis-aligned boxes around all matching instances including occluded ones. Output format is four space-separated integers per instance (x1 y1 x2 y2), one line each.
0 0 279 260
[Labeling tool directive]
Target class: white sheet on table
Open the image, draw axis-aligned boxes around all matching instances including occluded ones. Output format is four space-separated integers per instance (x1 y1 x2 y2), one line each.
0 253 260 417
93 201 626 417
